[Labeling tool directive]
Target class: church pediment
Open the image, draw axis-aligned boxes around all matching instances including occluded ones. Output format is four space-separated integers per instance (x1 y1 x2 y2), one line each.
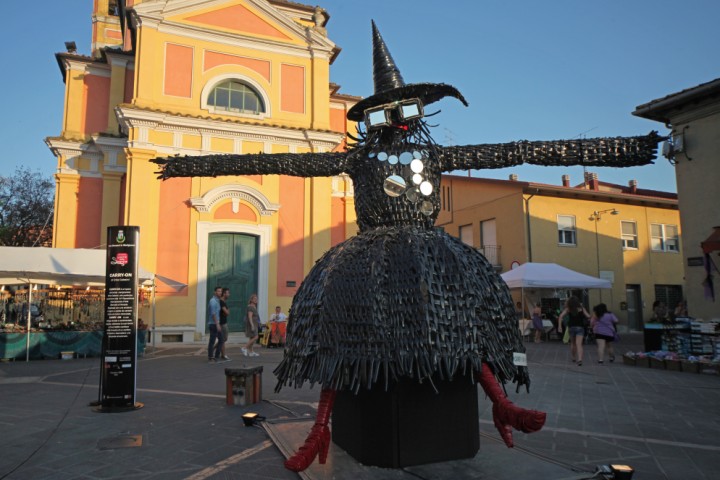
184 3 292 41
133 0 332 49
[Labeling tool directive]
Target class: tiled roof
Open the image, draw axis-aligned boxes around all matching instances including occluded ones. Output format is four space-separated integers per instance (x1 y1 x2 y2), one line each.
633 77 720 123
444 174 677 204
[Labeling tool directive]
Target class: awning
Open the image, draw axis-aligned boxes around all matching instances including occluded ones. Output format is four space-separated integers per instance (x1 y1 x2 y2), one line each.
0 247 154 286
501 262 611 290
701 226 720 254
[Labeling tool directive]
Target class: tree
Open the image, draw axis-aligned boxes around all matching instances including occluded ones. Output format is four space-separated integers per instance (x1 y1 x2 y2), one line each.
0 167 54 247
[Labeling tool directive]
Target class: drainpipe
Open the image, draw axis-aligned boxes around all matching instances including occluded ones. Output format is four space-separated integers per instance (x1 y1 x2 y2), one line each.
524 192 536 262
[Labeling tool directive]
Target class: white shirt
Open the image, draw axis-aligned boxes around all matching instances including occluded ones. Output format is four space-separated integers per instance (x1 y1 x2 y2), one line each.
270 312 287 322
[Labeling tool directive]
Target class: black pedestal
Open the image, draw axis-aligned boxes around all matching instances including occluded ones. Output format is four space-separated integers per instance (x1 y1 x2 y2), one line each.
332 373 479 468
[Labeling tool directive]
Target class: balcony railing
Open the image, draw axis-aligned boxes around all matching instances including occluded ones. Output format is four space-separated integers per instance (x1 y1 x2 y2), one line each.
478 245 501 268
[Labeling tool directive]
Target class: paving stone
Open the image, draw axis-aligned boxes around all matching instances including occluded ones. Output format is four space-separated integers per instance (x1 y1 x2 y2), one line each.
0 336 718 480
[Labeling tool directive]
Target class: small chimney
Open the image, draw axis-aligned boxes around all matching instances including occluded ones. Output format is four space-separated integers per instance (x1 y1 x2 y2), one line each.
562 175 570 187
629 179 638 194
588 172 599 191
509 174 518 181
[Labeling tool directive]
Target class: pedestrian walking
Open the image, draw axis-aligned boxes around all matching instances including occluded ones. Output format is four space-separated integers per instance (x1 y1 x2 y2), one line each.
531 306 544 343
591 303 618 364
219 288 231 360
207 286 223 362
242 293 260 357
557 297 590 366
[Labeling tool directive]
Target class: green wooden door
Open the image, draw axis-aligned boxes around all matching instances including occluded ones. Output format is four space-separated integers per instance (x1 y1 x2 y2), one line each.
206 233 258 333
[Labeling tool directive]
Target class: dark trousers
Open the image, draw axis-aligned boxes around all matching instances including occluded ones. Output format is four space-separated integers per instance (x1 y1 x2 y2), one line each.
208 324 224 359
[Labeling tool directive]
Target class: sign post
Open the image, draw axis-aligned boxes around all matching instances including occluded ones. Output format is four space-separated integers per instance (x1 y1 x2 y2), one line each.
98 226 143 411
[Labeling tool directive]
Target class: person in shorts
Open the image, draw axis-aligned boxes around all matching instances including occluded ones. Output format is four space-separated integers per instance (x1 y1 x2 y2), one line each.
557 296 591 366
591 303 618 364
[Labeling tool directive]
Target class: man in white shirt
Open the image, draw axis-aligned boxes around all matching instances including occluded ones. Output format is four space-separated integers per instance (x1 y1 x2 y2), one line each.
270 306 287 323
268 306 287 347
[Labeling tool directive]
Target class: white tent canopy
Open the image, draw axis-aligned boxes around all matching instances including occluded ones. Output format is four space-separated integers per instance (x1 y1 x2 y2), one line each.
501 262 611 290
0 247 153 286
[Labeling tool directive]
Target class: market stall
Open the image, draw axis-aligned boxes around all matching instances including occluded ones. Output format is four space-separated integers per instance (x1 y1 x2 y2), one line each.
501 263 611 338
0 247 153 361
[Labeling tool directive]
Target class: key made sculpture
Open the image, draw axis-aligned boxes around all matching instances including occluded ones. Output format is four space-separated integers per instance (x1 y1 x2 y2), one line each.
154 21 661 472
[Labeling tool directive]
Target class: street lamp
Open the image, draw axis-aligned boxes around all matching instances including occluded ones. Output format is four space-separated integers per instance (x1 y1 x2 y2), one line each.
589 209 619 301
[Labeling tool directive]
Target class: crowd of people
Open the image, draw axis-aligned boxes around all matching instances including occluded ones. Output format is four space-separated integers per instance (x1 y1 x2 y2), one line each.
521 296 690 366
207 290 688 365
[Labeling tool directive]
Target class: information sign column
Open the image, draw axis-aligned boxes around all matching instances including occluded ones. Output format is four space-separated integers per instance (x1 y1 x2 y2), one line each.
100 226 141 410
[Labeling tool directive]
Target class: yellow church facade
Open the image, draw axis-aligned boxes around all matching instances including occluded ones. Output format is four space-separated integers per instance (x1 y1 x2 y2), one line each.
46 0 358 342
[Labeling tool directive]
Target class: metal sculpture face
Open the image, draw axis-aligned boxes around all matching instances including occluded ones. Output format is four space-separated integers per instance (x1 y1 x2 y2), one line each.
364 98 424 130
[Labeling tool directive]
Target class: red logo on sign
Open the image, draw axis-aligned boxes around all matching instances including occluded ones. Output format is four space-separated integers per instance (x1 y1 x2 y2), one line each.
116 253 128 266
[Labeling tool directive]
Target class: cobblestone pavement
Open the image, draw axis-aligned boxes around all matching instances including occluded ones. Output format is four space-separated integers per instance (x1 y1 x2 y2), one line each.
0 333 718 480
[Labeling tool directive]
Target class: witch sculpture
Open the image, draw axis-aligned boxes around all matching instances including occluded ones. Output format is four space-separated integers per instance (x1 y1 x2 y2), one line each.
155 22 660 472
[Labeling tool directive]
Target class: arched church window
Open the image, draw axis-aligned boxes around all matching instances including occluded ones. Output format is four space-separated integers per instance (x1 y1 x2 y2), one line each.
207 80 265 115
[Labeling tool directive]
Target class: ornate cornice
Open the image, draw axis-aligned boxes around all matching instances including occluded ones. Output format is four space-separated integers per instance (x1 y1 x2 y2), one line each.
115 105 344 154
45 138 102 162
45 137 129 175
189 184 280 215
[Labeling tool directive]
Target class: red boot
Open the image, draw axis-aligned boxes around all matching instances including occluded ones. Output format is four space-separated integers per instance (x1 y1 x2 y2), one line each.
284 388 337 472
476 363 546 447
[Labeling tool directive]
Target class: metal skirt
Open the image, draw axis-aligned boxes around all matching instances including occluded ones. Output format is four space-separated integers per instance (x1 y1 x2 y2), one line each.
273 226 528 393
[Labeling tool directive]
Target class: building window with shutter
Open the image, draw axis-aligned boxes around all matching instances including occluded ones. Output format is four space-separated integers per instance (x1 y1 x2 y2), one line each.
557 215 576 246
650 224 679 252
621 221 638 249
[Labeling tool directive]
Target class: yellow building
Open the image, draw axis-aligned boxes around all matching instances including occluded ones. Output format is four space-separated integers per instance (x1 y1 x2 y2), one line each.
634 78 720 321
437 172 684 331
45 0 358 343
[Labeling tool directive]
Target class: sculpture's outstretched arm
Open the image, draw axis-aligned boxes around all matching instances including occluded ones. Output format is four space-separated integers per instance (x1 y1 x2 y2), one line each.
152 152 349 179
439 131 664 172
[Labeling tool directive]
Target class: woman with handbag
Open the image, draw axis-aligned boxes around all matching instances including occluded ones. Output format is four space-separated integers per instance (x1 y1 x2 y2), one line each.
557 297 591 366
591 303 619 364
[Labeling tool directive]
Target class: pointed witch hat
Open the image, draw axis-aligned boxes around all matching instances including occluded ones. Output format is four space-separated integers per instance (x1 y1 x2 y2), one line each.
346 20 468 122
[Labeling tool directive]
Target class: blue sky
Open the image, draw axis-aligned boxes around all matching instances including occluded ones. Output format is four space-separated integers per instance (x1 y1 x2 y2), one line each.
3 0 719 193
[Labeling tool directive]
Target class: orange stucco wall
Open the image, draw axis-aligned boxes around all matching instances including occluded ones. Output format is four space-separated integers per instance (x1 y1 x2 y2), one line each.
277 176 304 297
330 107 346 133
330 107 348 150
164 44 193 98
74 177 103 248
213 202 257 222
187 5 291 40
105 29 122 40
83 75 110 134
280 64 304 114
156 178 192 296
203 51 271 82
